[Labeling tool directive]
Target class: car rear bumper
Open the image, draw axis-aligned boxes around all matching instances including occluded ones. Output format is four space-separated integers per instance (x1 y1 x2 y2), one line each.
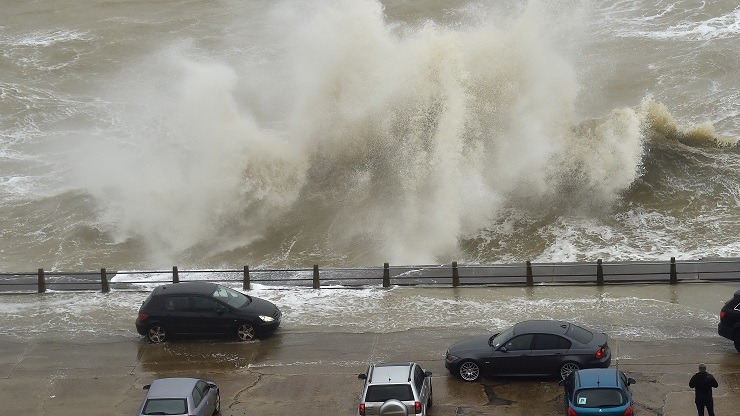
718 322 735 340
135 319 147 336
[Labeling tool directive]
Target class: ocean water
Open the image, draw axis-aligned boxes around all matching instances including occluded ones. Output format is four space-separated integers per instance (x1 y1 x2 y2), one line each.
1 0 738 271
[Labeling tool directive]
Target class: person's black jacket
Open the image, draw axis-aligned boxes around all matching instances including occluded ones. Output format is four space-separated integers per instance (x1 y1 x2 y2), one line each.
689 371 718 401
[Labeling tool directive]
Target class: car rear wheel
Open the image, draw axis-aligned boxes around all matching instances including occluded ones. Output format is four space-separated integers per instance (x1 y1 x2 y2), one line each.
146 324 167 343
236 322 256 341
458 360 481 382
428 386 433 408
734 335 740 353
559 362 580 379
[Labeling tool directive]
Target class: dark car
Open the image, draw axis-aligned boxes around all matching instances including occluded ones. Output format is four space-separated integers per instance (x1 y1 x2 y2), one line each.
718 288 740 352
135 282 281 343
560 368 635 416
445 320 611 381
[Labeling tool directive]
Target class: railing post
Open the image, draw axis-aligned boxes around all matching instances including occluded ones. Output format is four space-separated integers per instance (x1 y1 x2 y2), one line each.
452 261 459 287
101 268 109 293
596 259 604 286
37 268 46 293
383 263 390 288
670 257 677 284
173 266 179 283
526 261 533 286
243 266 250 291
313 264 320 289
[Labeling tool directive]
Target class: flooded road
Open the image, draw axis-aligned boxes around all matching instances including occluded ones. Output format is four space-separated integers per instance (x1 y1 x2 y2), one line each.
0 282 733 343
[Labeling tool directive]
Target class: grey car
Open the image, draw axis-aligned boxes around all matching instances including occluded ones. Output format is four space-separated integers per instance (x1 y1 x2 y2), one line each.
358 362 432 416
138 377 220 416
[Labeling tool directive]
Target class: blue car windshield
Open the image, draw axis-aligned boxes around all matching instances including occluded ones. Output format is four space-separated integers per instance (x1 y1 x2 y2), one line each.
490 327 514 348
574 388 626 408
142 398 187 415
211 285 250 308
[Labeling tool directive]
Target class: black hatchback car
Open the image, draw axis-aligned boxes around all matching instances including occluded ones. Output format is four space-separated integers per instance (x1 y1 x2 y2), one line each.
718 288 740 352
445 320 611 381
135 282 281 343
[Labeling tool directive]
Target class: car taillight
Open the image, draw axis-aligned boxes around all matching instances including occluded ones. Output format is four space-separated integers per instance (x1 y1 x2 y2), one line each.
720 310 726 320
138 313 149 321
567 407 578 416
595 348 605 359
415 401 422 414
624 405 633 416
359 403 365 416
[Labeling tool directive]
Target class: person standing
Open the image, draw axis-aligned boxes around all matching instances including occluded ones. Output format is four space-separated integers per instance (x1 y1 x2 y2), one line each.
689 363 719 416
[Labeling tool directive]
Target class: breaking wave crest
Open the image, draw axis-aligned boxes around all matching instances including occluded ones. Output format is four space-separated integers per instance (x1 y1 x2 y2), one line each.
66 0 737 267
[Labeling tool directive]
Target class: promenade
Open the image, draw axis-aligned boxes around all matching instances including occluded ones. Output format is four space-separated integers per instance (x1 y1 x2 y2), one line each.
1 329 738 415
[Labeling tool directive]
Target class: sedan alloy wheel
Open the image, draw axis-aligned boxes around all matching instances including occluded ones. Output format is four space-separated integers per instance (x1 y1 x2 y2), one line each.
459 361 481 382
559 362 580 379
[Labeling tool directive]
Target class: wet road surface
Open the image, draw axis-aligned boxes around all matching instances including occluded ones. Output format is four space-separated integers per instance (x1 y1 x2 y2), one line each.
0 283 738 415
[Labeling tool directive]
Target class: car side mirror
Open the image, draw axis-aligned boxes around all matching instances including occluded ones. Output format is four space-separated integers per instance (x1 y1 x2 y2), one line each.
627 378 636 385
424 371 432 377
499 346 508 352
143 385 151 390
358 373 367 380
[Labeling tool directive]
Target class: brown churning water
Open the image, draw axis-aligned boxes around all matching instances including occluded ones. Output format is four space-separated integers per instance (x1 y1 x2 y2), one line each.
0 0 738 271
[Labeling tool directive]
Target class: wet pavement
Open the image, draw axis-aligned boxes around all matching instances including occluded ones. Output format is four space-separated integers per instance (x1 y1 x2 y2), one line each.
1 328 738 416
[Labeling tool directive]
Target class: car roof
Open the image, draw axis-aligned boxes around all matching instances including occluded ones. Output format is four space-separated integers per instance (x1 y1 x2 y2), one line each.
368 363 415 384
573 369 624 389
513 320 570 336
152 282 219 296
147 378 200 398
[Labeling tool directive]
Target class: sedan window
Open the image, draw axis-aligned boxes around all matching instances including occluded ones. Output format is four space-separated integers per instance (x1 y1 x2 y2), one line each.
504 334 534 351
534 334 571 350
211 285 250 308
142 398 187 415
565 324 594 344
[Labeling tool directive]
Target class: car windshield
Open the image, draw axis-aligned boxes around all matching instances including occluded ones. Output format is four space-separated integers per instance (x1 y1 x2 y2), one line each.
489 327 514 348
365 384 414 402
211 285 250 308
142 398 187 415
574 388 626 408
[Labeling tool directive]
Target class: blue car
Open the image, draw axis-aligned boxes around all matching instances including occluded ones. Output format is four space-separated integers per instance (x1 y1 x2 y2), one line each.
560 368 636 416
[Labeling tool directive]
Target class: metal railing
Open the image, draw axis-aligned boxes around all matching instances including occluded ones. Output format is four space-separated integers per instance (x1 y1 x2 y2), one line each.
1 256 739 294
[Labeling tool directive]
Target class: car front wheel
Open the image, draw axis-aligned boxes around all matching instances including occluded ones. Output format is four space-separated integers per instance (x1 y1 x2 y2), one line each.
458 361 481 382
146 324 167 343
559 362 580 379
236 322 256 341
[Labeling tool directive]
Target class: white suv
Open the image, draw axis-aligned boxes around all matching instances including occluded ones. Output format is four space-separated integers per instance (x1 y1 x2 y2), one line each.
357 362 433 416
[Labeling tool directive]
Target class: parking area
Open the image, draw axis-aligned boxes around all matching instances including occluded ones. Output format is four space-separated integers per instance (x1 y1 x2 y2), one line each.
1 328 738 416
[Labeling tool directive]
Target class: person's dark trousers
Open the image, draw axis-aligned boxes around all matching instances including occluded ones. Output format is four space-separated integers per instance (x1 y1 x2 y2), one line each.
695 398 715 416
